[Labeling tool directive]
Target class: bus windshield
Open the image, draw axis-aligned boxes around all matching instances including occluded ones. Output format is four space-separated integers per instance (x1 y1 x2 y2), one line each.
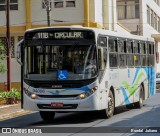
24 44 98 81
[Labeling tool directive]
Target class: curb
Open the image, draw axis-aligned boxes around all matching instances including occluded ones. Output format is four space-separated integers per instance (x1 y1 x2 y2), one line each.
0 104 19 109
0 110 35 121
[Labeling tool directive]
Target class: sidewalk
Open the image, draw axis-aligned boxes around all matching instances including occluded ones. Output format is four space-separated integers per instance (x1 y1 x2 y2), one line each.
0 104 33 121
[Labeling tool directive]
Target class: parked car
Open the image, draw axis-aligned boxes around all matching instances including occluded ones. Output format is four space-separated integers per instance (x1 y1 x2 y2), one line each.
156 73 160 89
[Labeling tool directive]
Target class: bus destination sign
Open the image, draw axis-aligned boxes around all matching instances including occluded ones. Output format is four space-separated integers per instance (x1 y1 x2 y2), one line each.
36 32 84 39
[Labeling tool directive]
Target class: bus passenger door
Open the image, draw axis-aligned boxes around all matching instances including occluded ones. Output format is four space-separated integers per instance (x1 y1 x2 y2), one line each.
97 36 108 109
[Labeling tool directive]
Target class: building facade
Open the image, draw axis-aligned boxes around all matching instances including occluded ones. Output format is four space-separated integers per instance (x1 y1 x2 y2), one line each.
0 0 131 90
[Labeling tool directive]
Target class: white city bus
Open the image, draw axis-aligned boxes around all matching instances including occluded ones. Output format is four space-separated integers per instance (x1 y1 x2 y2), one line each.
17 26 156 121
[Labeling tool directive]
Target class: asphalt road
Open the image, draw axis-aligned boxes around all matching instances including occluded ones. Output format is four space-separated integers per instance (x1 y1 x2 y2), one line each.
0 93 160 136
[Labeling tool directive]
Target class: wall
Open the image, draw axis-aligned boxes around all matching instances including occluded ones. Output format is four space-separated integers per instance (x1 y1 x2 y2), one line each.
0 0 26 27
118 19 140 33
31 0 84 26
94 0 103 26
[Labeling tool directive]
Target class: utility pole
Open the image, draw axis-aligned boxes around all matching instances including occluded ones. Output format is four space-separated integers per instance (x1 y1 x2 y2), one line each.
43 0 52 27
6 0 11 91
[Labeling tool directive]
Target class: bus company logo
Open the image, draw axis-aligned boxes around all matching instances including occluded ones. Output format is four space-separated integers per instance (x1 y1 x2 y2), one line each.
52 85 62 89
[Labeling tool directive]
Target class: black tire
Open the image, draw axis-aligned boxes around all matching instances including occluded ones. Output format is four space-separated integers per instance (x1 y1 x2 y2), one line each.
105 91 115 118
134 86 143 109
40 111 55 122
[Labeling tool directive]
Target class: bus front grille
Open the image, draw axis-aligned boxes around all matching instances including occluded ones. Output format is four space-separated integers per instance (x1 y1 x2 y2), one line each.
37 95 79 98
37 104 78 109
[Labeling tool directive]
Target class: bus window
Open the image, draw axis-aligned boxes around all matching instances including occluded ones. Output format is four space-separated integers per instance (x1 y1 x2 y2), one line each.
134 41 140 67
97 36 107 69
127 41 134 67
149 43 155 66
140 43 147 67
119 40 127 68
146 44 150 66
151 43 155 66
109 39 118 52
109 38 118 68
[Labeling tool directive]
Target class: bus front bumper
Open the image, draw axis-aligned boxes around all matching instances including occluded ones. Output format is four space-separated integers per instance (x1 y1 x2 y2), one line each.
23 93 100 112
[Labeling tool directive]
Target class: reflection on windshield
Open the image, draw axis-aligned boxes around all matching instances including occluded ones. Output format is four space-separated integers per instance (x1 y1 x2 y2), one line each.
25 44 97 81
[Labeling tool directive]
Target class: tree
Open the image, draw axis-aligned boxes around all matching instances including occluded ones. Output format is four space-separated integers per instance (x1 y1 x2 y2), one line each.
0 40 6 73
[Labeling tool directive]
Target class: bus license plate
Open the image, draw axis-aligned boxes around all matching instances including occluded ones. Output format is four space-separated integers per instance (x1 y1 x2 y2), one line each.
51 103 64 108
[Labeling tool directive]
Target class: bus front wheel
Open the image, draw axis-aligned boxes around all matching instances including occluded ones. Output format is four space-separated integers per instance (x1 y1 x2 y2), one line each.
105 91 115 118
40 111 55 122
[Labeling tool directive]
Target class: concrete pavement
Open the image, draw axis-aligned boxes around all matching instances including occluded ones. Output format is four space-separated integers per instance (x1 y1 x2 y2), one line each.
0 104 33 121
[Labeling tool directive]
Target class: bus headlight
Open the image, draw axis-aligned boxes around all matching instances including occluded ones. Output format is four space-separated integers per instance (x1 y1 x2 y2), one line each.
78 86 98 99
23 88 37 99
31 94 37 99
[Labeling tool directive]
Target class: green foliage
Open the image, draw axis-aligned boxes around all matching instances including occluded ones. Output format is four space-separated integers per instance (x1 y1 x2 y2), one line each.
0 88 21 100
0 40 6 73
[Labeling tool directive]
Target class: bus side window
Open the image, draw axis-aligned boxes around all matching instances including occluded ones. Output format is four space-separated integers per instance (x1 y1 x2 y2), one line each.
140 42 146 67
127 41 134 67
146 44 150 66
149 43 154 66
151 43 155 66
109 38 118 68
134 41 140 67
118 40 127 68
97 36 107 69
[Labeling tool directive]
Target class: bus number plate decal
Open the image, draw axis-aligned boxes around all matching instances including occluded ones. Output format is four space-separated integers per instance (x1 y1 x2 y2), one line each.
51 103 64 108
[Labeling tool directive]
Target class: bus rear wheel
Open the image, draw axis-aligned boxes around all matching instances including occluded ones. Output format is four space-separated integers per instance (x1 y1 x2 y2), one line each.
134 86 144 109
40 111 55 122
105 91 114 118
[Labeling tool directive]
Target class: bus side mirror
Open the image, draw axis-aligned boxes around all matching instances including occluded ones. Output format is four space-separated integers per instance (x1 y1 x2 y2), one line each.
16 39 24 65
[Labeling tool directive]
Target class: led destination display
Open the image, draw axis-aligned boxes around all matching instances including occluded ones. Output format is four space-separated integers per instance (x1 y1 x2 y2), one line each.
26 30 95 40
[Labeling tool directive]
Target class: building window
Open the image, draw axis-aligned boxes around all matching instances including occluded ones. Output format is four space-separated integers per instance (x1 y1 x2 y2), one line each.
151 10 154 27
53 0 75 8
154 0 160 6
147 5 160 32
54 0 63 8
135 0 139 18
155 15 158 30
66 0 75 7
42 0 52 9
0 0 18 11
117 0 139 20
158 18 160 32
147 6 150 24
